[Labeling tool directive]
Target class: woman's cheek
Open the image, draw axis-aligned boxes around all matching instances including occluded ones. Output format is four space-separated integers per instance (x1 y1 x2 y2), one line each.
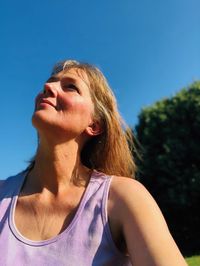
61 97 85 111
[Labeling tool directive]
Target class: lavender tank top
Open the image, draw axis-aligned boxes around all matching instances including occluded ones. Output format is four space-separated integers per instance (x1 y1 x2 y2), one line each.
0 170 132 266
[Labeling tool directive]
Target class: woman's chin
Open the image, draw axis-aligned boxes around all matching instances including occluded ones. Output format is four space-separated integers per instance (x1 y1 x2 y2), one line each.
31 111 54 131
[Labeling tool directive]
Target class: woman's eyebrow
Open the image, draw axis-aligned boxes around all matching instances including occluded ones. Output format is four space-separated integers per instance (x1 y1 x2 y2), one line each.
46 76 60 83
62 74 90 88
61 76 78 83
46 73 90 88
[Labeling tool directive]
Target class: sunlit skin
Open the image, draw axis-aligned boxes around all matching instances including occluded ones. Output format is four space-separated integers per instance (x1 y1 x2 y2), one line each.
32 68 96 145
14 68 187 266
14 69 102 241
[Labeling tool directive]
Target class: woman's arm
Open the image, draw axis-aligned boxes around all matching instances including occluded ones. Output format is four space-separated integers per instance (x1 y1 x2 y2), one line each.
109 177 187 266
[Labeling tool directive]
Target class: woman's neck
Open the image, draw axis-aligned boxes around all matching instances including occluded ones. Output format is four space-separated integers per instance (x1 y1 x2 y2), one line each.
24 140 90 195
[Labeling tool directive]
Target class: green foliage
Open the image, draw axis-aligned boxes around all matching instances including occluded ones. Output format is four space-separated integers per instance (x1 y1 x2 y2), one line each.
135 81 200 256
186 255 200 266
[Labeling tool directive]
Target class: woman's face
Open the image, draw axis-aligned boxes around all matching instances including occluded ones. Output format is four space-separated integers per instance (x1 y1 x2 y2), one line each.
32 68 96 142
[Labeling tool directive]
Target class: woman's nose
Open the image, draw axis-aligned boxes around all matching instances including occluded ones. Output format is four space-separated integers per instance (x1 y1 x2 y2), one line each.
43 82 58 97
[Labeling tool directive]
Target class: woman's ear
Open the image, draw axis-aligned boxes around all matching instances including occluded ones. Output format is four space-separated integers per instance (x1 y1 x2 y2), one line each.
85 121 103 136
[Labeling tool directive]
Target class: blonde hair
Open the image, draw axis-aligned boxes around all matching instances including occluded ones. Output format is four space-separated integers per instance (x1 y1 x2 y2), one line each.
53 60 136 178
28 60 136 178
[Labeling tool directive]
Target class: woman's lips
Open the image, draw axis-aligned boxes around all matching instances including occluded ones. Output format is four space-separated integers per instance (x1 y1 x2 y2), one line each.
38 99 56 109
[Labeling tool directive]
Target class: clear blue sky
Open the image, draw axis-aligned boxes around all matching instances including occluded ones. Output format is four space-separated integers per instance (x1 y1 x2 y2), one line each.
0 0 200 178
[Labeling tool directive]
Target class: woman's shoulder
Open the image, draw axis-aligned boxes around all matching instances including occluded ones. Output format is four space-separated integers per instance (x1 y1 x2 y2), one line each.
108 175 168 230
109 175 152 204
0 171 26 200
108 177 187 265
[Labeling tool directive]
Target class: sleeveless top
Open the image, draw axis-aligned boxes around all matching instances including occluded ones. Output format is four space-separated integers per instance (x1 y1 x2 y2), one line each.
0 170 132 266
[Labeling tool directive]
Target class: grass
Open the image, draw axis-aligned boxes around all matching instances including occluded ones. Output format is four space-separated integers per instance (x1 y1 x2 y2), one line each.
186 255 200 266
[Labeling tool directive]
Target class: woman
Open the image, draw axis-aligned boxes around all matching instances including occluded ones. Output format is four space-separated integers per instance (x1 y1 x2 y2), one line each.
0 60 187 265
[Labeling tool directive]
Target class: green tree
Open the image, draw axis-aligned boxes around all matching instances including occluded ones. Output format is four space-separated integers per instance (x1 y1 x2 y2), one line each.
135 81 200 256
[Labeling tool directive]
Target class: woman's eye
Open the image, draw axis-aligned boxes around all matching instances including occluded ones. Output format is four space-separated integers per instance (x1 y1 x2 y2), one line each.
63 83 79 92
68 84 77 89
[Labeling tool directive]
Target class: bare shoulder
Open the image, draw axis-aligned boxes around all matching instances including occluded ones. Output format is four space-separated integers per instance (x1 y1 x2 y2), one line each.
108 176 187 266
108 175 169 235
110 175 148 193
109 175 158 212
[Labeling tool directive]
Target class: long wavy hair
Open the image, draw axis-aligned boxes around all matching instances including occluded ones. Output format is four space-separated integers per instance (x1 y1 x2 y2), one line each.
28 60 136 178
